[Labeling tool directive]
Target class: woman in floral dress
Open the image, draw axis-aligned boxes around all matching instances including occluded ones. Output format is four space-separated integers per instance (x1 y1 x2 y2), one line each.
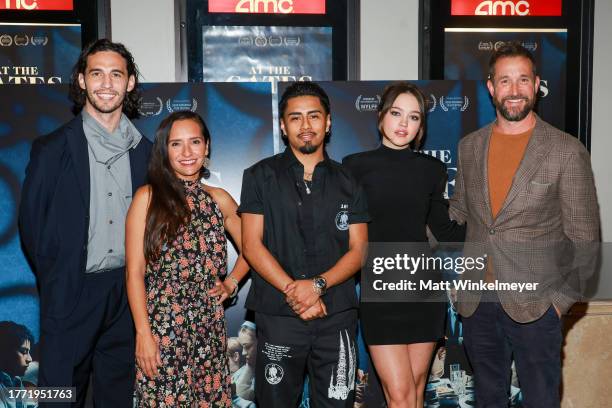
126 111 250 407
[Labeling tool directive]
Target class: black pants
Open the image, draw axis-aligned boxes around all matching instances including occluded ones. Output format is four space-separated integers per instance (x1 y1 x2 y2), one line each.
38 268 135 408
255 309 358 408
462 300 562 408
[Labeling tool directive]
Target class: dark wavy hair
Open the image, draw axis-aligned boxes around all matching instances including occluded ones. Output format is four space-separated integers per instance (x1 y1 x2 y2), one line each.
278 81 332 144
69 39 141 118
0 321 33 364
377 81 427 149
144 111 211 262
488 41 537 81
279 81 330 117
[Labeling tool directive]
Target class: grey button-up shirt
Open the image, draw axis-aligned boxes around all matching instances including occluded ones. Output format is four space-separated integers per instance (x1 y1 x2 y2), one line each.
82 111 142 273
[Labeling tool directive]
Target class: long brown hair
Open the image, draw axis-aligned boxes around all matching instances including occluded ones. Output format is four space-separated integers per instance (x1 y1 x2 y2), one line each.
144 111 211 262
377 81 427 149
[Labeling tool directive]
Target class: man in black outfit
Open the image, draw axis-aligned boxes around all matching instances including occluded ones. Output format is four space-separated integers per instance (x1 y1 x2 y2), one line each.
239 82 369 407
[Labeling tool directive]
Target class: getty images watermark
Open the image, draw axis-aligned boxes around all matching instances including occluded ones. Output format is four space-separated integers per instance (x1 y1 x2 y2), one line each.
371 252 539 293
361 242 602 303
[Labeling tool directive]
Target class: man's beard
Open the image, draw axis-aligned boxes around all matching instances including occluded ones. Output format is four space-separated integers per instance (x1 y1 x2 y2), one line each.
85 88 126 114
298 141 319 154
494 94 535 122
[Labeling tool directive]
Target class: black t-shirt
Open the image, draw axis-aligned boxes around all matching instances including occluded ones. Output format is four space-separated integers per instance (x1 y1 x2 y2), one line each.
238 147 370 316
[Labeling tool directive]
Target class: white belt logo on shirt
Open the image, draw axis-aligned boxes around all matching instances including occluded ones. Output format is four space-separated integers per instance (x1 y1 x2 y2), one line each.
336 204 349 231
335 211 349 231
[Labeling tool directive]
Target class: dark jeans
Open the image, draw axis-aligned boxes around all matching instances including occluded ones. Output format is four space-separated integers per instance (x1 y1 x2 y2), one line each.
38 268 135 408
255 309 358 408
462 300 562 408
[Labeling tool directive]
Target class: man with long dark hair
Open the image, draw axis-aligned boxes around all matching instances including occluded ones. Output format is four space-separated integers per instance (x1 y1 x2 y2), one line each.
239 82 369 407
19 39 151 407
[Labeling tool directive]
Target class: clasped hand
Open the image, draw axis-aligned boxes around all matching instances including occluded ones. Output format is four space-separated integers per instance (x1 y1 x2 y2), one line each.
284 280 326 320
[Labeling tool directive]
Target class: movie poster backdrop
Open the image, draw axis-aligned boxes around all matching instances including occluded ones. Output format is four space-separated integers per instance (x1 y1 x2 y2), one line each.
444 28 567 131
201 25 333 152
1 80 531 407
0 23 81 85
202 25 333 90
0 83 273 405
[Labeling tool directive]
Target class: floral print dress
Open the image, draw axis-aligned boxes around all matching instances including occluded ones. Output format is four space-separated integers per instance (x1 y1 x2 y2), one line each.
135 180 231 407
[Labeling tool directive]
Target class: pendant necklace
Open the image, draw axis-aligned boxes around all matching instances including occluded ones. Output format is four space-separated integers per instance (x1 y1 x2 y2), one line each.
303 180 311 195
304 171 313 195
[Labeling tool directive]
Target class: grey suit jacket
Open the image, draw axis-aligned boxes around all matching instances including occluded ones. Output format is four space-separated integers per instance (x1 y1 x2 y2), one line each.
449 114 600 323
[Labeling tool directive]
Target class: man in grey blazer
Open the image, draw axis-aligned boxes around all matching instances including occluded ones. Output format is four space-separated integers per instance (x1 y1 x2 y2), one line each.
450 42 600 407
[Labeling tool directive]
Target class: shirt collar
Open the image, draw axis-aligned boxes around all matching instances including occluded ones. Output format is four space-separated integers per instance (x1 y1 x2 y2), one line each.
82 110 143 165
280 146 332 171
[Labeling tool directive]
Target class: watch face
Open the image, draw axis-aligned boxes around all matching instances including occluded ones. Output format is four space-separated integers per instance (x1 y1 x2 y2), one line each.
314 277 326 289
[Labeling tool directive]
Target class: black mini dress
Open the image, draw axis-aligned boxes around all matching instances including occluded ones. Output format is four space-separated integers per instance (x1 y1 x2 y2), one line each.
343 144 466 345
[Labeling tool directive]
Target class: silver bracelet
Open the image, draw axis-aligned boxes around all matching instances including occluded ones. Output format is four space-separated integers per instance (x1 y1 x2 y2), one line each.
228 276 239 298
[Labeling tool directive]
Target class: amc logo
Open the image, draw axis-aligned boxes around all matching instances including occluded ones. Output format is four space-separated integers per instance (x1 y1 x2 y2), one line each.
0 0 73 10
475 1 530 16
451 0 562 17
236 0 293 13
2 0 37 10
209 0 325 15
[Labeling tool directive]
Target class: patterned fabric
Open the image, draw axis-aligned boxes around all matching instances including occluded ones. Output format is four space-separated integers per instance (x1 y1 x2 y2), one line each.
135 179 232 407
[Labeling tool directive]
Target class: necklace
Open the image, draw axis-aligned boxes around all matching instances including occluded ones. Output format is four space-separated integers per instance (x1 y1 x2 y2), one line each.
303 179 312 195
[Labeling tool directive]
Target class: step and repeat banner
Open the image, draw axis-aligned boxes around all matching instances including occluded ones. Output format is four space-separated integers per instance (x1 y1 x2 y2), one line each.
1 80 531 407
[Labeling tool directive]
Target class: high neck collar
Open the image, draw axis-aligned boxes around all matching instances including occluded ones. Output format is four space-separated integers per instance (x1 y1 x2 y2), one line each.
180 177 201 189
378 143 415 157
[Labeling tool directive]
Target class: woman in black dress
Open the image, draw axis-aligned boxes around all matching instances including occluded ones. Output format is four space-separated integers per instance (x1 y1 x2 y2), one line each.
343 82 465 408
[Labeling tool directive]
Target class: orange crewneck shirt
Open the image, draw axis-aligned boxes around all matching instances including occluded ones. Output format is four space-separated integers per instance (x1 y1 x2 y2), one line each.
488 126 534 218
485 125 533 282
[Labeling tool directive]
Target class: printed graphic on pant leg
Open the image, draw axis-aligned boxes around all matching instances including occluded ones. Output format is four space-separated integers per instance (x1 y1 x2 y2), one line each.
328 329 357 400
262 342 293 386
265 363 284 385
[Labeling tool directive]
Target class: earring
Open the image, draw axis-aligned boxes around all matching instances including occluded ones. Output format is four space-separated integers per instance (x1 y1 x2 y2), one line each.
201 157 211 179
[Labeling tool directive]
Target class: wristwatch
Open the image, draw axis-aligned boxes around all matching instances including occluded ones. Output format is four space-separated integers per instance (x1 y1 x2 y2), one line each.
312 275 327 296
